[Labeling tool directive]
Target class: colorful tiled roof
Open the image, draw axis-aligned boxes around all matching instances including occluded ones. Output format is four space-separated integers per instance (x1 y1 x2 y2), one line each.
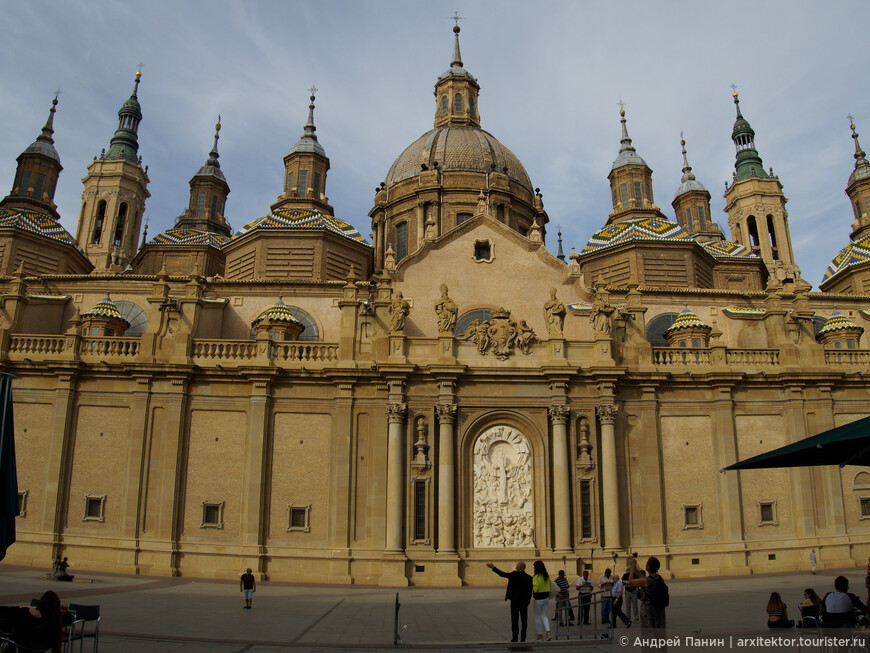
664 307 712 335
81 294 130 326
818 309 864 337
822 232 870 282
234 208 370 246
150 228 229 249
251 297 303 327
700 240 759 259
0 207 85 255
581 218 692 255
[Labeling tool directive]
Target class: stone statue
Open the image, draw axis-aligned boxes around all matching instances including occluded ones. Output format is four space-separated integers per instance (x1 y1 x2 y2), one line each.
476 190 488 215
384 244 396 272
590 291 615 335
388 291 410 333
516 320 537 355
543 287 566 336
425 213 437 241
434 284 458 333
473 426 534 548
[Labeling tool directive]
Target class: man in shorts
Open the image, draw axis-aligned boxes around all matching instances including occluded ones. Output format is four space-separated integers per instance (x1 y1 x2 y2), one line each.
240 568 256 609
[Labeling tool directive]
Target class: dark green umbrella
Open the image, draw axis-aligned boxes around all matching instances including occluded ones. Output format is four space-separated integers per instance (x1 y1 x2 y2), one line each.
0 372 17 561
722 415 870 471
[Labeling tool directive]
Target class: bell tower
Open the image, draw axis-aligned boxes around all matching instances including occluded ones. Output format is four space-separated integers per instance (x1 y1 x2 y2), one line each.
176 117 231 236
76 71 150 272
433 21 480 129
845 117 870 241
724 90 796 276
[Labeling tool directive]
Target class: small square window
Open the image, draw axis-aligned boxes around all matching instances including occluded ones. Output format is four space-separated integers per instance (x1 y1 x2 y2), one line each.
201 502 224 529
83 495 106 523
859 497 870 519
288 504 311 532
17 490 27 517
473 239 494 263
758 500 778 526
682 503 703 530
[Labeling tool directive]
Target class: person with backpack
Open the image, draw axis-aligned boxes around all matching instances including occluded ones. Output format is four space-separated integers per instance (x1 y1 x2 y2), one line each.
627 555 668 630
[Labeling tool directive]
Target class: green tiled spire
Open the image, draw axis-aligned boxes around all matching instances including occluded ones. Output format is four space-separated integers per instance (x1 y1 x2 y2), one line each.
731 91 767 181
105 71 143 163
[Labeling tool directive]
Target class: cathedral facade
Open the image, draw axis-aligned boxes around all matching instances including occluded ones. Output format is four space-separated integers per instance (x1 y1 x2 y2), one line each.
3 27 870 586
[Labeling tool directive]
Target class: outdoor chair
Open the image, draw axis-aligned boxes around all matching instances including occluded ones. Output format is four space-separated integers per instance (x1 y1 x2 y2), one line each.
66 605 99 653
0 634 54 653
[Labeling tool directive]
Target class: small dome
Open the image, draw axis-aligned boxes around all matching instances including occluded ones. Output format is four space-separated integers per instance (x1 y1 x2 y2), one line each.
581 218 692 255
150 227 229 249
384 127 532 192
0 207 84 254
251 296 303 327
288 135 326 157
23 138 60 163
233 208 370 245
82 294 130 326
822 231 870 283
674 178 707 197
664 307 712 335
818 309 864 338
700 239 759 259
611 148 649 172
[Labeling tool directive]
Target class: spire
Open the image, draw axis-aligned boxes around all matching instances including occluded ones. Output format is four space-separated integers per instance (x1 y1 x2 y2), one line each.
680 133 695 183
619 103 635 155
556 227 565 262
105 70 144 164
729 87 767 181
850 116 870 172
205 115 221 168
37 92 59 147
434 15 480 129
610 102 649 171
287 86 326 157
451 13 463 69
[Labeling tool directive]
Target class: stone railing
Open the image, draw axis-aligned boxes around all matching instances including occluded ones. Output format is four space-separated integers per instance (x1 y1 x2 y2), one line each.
653 347 781 369
191 339 339 366
192 340 257 362
825 350 870 366
79 337 139 358
725 349 780 366
9 335 66 356
271 342 338 363
652 348 712 366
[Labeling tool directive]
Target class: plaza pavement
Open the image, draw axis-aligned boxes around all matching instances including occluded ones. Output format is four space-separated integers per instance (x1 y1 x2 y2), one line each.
1 563 868 652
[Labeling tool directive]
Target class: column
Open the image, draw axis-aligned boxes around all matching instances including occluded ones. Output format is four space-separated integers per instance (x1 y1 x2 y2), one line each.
385 402 407 553
240 378 272 570
549 404 572 552
40 374 78 546
435 403 457 553
597 403 621 549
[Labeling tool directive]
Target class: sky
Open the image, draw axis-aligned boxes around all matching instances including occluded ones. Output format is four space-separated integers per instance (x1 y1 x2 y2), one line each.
1 1 869 290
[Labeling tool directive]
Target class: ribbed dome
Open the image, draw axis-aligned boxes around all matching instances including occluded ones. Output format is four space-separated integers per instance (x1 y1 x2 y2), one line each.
384 126 532 192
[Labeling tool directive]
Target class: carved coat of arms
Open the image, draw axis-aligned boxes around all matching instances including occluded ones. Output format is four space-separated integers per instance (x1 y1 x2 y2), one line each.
459 308 537 360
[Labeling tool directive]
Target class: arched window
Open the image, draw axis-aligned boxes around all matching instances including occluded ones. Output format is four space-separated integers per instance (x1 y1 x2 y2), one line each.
441 96 448 115
685 208 694 232
113 301 148 337
455 308 493 336
92 201 106 244
646 312 678 347
469 96 475 118
395 222 408 262
456 212 473 226
113 203 127 247
454 93 463 112
249 305 319 341
697 205 707 230
766 215 779 260
746 216 760 250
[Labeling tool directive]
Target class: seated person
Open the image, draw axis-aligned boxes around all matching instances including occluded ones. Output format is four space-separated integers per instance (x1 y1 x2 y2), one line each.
53 557 73 582
0 590 63 653
799 588 822 626
767 591 795 628
822 576 868 627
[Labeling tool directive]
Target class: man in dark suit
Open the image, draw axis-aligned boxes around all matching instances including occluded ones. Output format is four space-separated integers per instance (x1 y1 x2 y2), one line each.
487 561 533 642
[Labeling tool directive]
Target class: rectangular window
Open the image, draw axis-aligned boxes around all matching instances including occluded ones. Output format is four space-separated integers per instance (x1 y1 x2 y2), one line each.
759 501 777 525
864 197 870 217
196 192 206 217
210 194 218 216
201 502 224 529
646 182 653 204
288 504 311 532
33 174 46 200
456 212 473 226
313 173 322 199
297 170 308 196
620 183 629 206
697 205 707 229
286 171 294 193
83 495 106 523
19 171 31 195
685 208 694 232
861 498 870 518
611 188 618 208
580 480 592 539
634 181 643 205
682 503 703 529
395 222 407 262
414 480 426 541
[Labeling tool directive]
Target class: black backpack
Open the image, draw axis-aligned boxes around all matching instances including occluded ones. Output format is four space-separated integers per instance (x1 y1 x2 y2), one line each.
649 574 669 609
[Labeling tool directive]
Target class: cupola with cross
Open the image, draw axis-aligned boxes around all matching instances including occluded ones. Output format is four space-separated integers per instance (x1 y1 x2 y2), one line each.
606 104 666 225
723 89 796 277
434 15 480 129
76 71 150 273
0 92 64 220
272 87 333 215
845 117 870 241
672 134 723 242
177 117 231 236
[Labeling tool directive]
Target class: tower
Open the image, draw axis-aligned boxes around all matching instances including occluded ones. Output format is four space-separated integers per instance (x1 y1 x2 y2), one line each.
0 93 64 219
271 88 333 215
606 105 665 225
672 134 723 241
723 91 796 276
176 117 231 236
433 22 480 129
76 72 150 272
845 117 870 241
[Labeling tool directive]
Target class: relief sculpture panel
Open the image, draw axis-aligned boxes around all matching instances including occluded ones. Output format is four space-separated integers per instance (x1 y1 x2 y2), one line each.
473 425 534 547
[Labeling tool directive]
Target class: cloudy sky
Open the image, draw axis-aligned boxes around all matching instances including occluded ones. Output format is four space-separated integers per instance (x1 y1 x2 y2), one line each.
1 1 868 289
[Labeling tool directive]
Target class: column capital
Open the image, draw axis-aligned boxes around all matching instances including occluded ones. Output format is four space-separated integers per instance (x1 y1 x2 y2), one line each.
435 403 457 423
548 404 571 424
386 402 408 423
596 403 618 424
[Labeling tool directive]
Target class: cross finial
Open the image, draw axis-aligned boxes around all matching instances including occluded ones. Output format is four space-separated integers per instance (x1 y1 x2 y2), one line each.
617 99 626 111
848 113 855 125
53 86 62 101
137 61 144 74
309 82 318 96
730 82 737 94
451 11 462 27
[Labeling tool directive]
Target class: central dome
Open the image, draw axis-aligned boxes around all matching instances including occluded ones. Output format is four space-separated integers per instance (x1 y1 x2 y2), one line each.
385 126 533 193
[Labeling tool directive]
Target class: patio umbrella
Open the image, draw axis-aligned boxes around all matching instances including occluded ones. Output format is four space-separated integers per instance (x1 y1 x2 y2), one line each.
722 415 870 471
0 372 17 561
